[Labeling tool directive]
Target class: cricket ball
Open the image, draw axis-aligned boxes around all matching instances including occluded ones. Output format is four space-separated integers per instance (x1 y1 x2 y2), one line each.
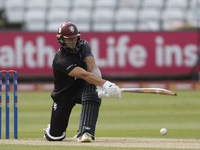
160 128 167 135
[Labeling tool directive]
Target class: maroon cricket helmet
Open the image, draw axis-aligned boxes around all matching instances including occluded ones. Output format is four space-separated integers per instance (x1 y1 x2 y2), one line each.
57 22 80 39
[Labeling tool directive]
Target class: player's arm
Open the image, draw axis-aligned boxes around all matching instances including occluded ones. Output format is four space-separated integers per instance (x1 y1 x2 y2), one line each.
68 56 121 98
69 67 121 98
85 56 98 72
68 66 105 87
85 56 102 78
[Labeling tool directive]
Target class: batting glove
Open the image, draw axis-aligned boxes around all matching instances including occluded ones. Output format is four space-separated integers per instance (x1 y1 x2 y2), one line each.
97 81 121 98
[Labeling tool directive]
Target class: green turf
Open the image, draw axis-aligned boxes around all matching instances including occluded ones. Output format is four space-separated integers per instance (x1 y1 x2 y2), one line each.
0 90 200 150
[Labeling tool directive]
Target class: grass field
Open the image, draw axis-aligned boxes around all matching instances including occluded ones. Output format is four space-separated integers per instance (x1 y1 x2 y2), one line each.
0 90 200 149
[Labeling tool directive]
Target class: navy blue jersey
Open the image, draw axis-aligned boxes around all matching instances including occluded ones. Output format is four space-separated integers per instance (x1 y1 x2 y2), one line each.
51 39 93 100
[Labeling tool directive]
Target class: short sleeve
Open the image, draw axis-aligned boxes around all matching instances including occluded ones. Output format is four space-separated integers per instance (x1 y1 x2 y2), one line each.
83 41 94 57
54 58 77 75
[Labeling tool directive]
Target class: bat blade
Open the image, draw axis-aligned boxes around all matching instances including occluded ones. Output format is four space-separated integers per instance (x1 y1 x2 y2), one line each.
121 88 177 96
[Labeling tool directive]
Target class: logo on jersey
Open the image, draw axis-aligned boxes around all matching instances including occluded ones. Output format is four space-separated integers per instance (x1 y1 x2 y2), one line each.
53 102 58 111
66 64 76 71
69 26 75 33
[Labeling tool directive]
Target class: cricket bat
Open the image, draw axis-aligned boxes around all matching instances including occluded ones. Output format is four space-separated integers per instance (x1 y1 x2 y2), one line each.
121 88 177 96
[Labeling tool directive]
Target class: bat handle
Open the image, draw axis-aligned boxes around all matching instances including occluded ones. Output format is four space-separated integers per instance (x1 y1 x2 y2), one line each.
120 88 124 92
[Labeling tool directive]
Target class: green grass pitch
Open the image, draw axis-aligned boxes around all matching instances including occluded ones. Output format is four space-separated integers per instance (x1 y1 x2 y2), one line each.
0 90 199 150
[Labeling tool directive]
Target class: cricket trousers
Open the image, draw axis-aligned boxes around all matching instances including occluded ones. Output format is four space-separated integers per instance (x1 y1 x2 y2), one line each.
49 80 101 138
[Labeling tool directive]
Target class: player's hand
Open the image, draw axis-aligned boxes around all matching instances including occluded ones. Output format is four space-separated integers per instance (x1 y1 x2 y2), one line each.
96 86 107 98
97 81 122 98
104 81 122 98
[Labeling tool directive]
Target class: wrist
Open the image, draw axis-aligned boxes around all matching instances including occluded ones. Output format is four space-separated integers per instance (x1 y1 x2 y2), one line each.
103 81 112 88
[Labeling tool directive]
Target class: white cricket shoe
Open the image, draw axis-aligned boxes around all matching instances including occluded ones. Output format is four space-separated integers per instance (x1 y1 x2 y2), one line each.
77 132 92 142
43 124 66 141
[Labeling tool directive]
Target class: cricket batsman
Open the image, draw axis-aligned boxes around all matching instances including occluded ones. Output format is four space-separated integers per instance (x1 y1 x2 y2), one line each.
44 22 121 142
